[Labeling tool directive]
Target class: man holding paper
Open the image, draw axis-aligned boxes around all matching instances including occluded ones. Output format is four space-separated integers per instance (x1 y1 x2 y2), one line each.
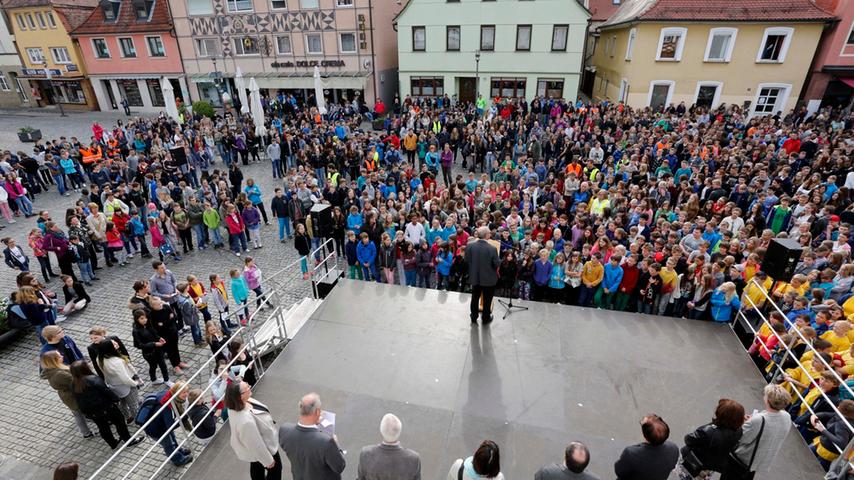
278 392 346 480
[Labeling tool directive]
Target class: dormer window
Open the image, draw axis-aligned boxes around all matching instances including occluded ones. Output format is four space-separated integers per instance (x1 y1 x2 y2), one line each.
101 0 120 20
133 0 155 20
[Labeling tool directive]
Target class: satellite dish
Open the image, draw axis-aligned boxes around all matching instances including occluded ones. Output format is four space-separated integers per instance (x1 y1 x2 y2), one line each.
362 59 372 69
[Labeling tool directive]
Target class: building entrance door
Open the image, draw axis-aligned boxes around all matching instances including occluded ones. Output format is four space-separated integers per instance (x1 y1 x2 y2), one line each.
458 77 476 104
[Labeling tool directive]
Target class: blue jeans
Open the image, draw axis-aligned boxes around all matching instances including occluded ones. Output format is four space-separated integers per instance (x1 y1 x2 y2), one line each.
361 264 377 281
277 217 291 240
271 158 281 178
578 285 596 307
159 431 191 466
192 224 207 249
53 174 66 195
208 227 223 246
229 232 247 253
77 260 93 282
315 167 326 188
188 314 202 344
404 270 416 286
15 196 33 216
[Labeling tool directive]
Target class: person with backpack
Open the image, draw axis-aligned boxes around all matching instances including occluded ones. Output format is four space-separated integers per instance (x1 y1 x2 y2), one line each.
70 360 143 450
135 386 193 467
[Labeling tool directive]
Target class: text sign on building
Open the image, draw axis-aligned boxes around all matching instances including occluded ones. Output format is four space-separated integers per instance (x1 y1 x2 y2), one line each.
271 60 345 68
23 68 63 77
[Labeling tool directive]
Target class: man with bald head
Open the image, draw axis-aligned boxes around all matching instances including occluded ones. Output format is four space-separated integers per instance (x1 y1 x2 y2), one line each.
356 413 421 480
278 392 346 480
465 226 500 324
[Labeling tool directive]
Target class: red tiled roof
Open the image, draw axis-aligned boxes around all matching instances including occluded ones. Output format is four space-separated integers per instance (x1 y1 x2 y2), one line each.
71 0 172 35
589 0 622 22
601 0 835 28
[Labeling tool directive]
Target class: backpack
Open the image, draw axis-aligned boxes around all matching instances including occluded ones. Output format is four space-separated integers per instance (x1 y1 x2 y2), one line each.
135 391 174 438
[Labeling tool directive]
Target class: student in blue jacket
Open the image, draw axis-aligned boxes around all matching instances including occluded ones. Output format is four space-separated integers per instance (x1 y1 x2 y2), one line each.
356 232 377 281
435 242 453 290
595 255 624 309
710 282 741 322
346 206 363 235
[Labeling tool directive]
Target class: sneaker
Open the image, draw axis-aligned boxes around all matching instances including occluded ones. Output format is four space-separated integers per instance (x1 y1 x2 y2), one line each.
178 362 189 368
280 239 286 243
173 366 183 374
55 314 67 323
151 379 164 385
83 432 95 439
85 282 93 286
127 436 145 447
235 252 241 257
8 219 15 224
127 253 135 259
92 277 101 281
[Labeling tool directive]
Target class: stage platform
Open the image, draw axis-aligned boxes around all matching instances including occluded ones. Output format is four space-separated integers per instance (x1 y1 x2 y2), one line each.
185 280 824 480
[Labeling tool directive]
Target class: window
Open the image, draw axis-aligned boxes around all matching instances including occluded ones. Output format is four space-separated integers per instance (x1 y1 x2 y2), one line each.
196 38 220 57
481 25 495 51
412 26 426 51
15 14 26 31
490 77 526 98
119 37 137 58
46 12 56 28
625 28 636 60
648 80 675 110
411 77 444 97
606 35 617 56
26 47 45 64
271 0 287 8
305 33 323 54
516 25 532 51
337 0 353 5
92 39 110 58
300 0 319 8
233 36 260 55
146 36 165 57
187 0 214 15
36 12 46 29
227 0 253 11
752 83 790 115
656 27 686 61
50 47 71 64
552 25 568 51
146 79 165 107
119 79 144 107
694 81 722 108
135 0 155 19
704 27 736 62
26 14 36 29
339 32 357 53
275 35 292 55
446 26 460 51
0 73 10 92
536 78 564 98
848 23 854 45
757 27 793 62
103 1 120 20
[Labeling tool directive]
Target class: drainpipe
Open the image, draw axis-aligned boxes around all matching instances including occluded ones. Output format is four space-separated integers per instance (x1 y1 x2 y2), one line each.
165 0 191 103
366 0 378 105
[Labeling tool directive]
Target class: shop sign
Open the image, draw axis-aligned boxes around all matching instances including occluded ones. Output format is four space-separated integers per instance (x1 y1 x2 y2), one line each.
271 59 345 68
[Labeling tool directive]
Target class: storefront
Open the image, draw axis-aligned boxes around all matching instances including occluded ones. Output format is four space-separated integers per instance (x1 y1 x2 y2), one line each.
19 68 97 110
89 75 189 113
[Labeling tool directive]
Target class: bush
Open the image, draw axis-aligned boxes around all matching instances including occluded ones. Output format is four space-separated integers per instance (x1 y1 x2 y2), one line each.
191 100 215 118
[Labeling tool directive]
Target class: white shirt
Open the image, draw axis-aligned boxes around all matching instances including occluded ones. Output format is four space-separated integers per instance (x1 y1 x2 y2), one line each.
404 222 426 245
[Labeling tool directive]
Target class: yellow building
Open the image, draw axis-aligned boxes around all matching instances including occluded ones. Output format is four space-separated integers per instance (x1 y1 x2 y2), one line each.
2 0 99 110
590 0 835 116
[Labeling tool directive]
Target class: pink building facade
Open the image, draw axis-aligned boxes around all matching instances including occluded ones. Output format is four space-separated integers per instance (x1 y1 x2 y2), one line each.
803 0 854 110
71 0 188 112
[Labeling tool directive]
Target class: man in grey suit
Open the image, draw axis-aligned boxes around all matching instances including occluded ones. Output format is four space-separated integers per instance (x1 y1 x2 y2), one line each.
535 441 600 479
356 413 421 480
465 226 500 324
278 393 346 480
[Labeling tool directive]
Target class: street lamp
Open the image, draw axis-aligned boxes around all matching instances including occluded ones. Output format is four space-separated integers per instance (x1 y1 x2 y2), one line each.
474 50 481 101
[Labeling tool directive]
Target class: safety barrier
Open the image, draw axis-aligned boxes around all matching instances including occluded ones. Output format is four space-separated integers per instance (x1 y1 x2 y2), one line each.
87 238 338 479
734 277 854 478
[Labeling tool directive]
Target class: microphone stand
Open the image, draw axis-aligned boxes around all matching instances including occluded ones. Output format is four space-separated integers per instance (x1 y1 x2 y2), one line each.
497 296 528 319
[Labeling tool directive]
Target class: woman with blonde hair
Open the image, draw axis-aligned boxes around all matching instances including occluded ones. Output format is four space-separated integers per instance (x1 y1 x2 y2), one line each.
710 281 740 322
40 350 93 438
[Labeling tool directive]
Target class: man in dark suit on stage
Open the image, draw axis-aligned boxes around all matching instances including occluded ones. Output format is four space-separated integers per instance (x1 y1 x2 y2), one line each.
465 226 500 325
278 392 346 480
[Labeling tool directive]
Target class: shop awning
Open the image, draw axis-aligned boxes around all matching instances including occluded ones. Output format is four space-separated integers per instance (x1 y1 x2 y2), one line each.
841 78 854 89
188 72 368 90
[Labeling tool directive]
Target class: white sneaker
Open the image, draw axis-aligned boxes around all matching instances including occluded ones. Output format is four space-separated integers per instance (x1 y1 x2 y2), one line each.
55 314 67 323
127 253 135 259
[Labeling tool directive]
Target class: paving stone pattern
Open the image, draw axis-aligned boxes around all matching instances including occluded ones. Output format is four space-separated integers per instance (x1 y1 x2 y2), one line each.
0 110 314 479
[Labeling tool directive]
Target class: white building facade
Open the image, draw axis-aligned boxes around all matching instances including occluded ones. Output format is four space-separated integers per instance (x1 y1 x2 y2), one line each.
396 0 590 105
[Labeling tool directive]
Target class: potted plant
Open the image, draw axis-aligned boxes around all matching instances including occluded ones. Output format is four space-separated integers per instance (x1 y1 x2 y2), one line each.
17 126 42 142
0 297 21 347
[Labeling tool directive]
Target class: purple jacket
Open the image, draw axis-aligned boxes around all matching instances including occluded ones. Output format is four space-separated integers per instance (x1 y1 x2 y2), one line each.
440 150 454 168
533 259 552 286
242 206 261 228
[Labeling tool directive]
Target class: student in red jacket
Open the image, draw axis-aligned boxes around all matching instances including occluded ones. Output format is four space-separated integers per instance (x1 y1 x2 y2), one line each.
224 205 248 256
614 254 640 312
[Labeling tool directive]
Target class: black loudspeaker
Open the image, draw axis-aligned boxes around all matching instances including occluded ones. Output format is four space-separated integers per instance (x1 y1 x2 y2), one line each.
310 204 333 238
761 238 803 282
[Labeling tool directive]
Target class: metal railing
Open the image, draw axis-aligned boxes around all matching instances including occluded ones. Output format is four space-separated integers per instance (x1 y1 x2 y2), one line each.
86 239 337 479
734 278 854 476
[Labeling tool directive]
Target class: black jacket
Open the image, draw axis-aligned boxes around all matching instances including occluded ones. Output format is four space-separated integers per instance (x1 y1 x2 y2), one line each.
270 195 290 218
188 404 217 439
682 423 742 473
74 375 120 416
465 239 500 287
132 323 162 357
87 335 129 378
63 282 91 304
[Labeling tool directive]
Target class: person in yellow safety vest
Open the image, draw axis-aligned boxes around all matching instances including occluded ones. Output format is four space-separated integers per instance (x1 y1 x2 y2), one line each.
431 119 442 135
583 161 599 182
326 165 340 188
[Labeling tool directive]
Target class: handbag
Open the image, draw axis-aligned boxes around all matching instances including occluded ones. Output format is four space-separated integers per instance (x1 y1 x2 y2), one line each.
681 447 705 477
728 416 765 476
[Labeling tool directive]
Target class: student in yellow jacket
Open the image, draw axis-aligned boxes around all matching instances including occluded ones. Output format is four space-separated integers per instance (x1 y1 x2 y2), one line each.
578 253 604 307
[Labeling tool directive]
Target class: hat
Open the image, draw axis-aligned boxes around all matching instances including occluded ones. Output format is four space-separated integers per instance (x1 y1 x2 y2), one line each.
831 215 841 222
654 252 665 262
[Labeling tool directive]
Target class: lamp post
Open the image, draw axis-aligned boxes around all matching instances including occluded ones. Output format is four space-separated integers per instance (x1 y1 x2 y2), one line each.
474 50 481 102
210 56 226 112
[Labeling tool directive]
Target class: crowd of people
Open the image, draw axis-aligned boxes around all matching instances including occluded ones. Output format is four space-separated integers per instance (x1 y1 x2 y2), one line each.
0 85 850 478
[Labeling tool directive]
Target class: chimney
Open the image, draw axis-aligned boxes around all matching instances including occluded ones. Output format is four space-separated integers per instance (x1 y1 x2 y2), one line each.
812 0 838 13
